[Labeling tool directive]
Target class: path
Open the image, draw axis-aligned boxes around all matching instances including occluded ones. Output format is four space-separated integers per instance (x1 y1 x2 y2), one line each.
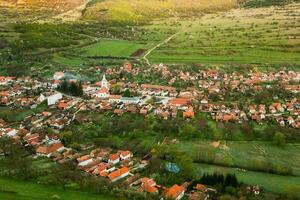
140 32 179 66
52 0 92 22
36 0 92 23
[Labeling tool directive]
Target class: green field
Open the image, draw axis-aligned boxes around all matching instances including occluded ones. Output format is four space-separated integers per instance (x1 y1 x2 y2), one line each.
53 54 85 66
78 39 148 57
194 163 300 196
176 140 300 176
0 178 115 200
146 3 300 64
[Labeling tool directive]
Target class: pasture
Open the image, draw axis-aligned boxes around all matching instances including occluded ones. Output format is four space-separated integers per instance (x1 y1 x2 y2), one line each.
77 39 149 57
194 163 300 196
0 177 115 200
176 140 300 176
146 3 300 64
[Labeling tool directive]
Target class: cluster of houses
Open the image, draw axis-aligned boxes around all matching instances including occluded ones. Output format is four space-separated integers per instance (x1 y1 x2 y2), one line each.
1 65 300 130
50 67 300 129
3 63 287 199
0 121 191 199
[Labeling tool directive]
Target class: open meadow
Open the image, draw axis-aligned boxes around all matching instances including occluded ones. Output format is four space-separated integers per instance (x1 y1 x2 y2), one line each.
194 163 300 196
53 3 300 66
146 3 300 64
176 140 300 176
0 177 115 200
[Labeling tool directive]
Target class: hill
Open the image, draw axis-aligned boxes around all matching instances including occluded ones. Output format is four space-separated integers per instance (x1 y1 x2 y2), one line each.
0 0 87 12
83 0 239 24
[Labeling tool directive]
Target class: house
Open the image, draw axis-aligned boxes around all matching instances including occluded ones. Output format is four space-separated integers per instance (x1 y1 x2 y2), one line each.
168 98 191 110
24 133 40 146
53 72 65 80
119 150 132 160
5 128 17 137
109 95 122 103
195 184 207 192
164 184 185 200
107 167 129 182
120 97 140 104
77 155 91 163
36 142 64 157
140 84 176 94
78 157 94 167
97 163 116 177
47 93 63 106
141 177 158 193
58 101 68 110
108 153 120 165
183 107 195 119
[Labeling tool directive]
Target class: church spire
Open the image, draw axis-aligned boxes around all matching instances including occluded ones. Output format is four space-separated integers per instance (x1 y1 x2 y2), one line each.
101 74 109 89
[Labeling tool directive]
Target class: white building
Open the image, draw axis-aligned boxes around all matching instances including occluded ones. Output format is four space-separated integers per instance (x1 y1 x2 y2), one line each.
53 72 65 80
92 74 110 98
120 97 140 104
47 93 63 106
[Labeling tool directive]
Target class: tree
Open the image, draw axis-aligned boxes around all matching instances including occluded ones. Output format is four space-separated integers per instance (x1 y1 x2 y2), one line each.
58 81 83 97
123 89 131 97
273 132 286 146
148 156 163 173
111 84 121 94
0 137 33 179
176 154 194 179
180 124 197 138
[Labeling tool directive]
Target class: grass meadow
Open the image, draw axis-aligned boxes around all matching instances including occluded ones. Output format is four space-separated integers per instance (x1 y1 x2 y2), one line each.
0 177 115 200
177 140 300 176
194 163 300 196
52 3 300 66
78 39 148 57
147 3 300 64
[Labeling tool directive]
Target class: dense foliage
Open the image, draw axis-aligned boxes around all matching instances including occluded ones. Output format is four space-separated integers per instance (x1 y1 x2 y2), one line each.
58 80 83 97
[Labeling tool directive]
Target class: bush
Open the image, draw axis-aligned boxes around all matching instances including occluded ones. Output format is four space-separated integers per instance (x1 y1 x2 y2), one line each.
273 132 286 146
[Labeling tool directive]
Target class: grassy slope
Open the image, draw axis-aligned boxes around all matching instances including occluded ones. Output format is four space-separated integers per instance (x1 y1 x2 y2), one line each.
84 0 238 23
0 0 86 10
0 178 115 200
194 163 300 195
177 140 300 176
147 3 300 64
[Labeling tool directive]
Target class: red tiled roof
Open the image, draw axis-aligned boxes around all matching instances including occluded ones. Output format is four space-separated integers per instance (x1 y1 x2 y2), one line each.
142 184 158 193
119 150 131 158
36 143 63 155
169 98 191 106
58 102 68 110
195 184 206 191
108 167 129 181
141 84 176 92
109 153 119 161
97 87 109 93
165 184 184 199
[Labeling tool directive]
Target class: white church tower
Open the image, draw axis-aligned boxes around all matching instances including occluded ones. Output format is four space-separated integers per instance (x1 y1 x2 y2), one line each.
101 74 109 89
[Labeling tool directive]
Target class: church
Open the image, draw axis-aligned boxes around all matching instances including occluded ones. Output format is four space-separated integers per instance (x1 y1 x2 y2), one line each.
92 74 110 98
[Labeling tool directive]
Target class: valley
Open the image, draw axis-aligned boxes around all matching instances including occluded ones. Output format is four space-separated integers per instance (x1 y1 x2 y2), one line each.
0 0 300 200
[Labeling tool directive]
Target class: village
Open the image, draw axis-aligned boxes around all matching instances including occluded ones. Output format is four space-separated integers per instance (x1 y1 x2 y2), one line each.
1 61 300 199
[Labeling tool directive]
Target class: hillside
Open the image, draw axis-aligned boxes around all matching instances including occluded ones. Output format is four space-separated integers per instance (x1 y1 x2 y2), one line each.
83 0 239 24
0 0 87 12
